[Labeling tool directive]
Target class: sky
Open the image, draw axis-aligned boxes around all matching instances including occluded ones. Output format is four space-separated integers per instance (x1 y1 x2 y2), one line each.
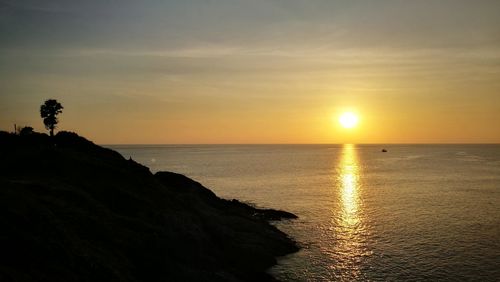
1 0 500 144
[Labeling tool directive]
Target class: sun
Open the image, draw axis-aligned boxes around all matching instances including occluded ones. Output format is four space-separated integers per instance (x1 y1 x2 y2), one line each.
339 112 359 128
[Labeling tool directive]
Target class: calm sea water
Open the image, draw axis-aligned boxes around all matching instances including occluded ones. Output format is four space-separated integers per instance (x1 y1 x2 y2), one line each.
108 144 500 281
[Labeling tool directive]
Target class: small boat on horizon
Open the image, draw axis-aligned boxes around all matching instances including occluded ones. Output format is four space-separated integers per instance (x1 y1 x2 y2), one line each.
381 149 388 152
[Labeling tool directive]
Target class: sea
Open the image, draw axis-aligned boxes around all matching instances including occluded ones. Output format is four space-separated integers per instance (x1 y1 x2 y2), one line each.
108 144 500 281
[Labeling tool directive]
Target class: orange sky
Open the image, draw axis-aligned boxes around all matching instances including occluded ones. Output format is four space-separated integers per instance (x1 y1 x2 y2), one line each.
1 1 500 144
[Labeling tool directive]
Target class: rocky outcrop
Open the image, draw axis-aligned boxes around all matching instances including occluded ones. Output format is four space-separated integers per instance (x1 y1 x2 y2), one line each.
0 131 298 281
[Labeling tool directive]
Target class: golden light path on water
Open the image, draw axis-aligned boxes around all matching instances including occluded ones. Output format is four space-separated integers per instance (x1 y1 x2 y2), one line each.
332 144 370 280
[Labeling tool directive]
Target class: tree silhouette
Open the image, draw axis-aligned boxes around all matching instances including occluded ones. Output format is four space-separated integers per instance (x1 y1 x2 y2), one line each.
40 99 63 137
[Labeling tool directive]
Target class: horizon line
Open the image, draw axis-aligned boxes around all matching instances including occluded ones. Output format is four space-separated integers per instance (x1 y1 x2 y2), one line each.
102 142 500 146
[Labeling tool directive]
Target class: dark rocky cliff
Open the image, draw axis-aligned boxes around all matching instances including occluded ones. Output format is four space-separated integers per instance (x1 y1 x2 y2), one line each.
0 131 298 281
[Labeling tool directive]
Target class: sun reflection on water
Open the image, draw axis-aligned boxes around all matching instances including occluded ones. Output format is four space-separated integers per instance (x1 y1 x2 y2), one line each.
340 144 360 228
332 144 369 279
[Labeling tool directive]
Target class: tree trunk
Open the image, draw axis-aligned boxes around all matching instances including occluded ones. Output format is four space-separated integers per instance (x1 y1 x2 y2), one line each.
50 128 54 137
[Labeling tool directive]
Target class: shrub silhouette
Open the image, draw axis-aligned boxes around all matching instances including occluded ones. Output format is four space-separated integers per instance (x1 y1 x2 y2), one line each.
40 99 63 137
19 126 34 136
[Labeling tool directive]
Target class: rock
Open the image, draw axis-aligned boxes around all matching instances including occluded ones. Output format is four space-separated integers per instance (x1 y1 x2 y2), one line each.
0 131 299 282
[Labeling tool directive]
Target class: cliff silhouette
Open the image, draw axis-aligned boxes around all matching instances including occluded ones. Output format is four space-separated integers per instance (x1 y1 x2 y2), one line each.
0 131 298 281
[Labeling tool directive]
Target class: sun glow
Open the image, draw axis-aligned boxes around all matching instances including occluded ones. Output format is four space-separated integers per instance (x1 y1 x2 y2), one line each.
339 112 359 129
